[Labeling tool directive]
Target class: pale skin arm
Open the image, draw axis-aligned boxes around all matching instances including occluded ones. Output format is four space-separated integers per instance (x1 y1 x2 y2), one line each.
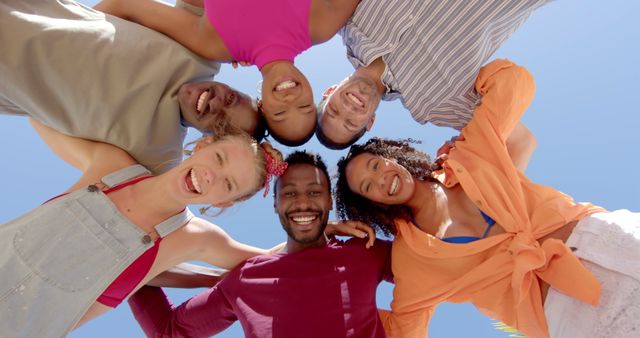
75 217 265 328
504 122 537 173
29 118 136 192
187 217 268 268
147 263 228 288
94 0 229 60
436 122 537 173
181 0 203 7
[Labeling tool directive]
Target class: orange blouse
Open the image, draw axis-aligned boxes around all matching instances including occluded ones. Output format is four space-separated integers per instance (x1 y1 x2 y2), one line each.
379 59 604 338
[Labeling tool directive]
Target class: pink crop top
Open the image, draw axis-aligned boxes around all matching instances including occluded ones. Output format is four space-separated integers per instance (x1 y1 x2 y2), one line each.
204 0 312 69
47 176 160 308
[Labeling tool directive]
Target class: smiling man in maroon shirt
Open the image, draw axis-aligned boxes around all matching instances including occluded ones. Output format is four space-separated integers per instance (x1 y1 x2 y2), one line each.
128 151 392 338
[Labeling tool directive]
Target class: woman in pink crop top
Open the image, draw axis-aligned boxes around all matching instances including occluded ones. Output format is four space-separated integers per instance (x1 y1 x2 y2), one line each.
95 0 362 146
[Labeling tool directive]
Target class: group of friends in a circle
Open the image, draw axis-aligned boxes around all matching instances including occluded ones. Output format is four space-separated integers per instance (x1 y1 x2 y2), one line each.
1 0 638 337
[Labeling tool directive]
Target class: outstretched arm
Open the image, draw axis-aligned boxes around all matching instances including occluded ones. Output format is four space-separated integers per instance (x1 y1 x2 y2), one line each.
95 0 227 60
29 118 136 192
147 263 228 288
129 285 237 337
439 122 537 173
184 217 267 269
505 122 537 172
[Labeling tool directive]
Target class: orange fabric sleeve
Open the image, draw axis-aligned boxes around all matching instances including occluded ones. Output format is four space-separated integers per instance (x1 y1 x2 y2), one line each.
474 59 536 140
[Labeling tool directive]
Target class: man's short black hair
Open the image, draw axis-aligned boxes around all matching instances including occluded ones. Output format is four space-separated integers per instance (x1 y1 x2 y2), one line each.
273 151 330 197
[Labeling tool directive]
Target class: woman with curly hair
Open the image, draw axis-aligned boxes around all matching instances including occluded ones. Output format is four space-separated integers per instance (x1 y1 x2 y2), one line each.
335 59 640 338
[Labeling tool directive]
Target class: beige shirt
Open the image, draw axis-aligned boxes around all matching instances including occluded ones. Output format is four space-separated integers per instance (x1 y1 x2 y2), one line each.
0 0 219 173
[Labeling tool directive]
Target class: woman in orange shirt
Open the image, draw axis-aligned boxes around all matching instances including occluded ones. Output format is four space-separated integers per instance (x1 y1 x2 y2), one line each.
335 59 640 338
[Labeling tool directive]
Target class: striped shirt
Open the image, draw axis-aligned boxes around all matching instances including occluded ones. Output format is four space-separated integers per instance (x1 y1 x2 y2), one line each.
340 0 549 129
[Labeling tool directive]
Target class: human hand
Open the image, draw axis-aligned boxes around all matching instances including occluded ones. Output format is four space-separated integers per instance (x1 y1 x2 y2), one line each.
325 220 376 248
435 135 465 166
231 60 251 69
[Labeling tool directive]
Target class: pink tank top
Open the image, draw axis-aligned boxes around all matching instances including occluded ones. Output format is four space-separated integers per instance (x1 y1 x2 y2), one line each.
204 0 312 69
46 176 161 308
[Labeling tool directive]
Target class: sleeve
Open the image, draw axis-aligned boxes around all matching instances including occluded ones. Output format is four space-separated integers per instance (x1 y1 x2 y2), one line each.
473 59 536 140
379 306 436 338
376 239 394 283
128 285 237 337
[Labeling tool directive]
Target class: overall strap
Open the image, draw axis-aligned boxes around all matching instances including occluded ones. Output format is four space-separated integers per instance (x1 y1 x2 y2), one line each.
154 208 195 238
101 165 151 188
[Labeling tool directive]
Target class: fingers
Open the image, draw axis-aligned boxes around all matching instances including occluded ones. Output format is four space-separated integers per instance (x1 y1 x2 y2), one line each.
436 141 454 158
435 153 448 167
324 221 376 248
354 222 376 248
231 61 250 69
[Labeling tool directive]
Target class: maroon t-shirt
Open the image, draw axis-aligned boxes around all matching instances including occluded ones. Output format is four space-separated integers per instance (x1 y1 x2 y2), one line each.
129 237 393 337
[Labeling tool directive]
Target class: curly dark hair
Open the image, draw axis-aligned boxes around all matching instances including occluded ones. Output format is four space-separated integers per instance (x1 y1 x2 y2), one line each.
335 137 438 237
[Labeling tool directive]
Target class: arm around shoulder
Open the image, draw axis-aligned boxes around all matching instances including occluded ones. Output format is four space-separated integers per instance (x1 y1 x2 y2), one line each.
505 122 538 173
129 284 237 337
186 217 267 269
29 118 136 192
95 0 224 60
474 59 536 138
147 262 228 288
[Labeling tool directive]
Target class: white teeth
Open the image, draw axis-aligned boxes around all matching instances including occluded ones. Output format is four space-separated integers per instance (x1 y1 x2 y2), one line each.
275 80 297 91
346 92 364 107
389 175 399 195
292 215 316 225
196 91 208 112
190 169 202 194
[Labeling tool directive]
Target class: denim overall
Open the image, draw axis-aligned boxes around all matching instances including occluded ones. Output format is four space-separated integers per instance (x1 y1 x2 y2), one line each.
0 165 193 337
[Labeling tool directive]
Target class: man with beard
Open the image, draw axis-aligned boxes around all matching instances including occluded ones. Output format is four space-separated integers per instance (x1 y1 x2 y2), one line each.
0 0 264 174
128 151 393 337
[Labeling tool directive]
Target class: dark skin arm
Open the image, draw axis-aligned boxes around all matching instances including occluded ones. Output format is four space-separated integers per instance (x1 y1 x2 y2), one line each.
308 0 361 44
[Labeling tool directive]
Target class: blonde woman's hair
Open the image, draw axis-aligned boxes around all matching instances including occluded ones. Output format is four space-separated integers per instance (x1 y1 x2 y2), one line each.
185 124 283 215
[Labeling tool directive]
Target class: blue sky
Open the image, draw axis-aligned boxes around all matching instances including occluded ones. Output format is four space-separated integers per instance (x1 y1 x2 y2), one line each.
1 0 639 337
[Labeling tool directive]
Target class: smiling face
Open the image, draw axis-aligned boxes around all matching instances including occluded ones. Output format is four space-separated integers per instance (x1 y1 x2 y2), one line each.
318 75 381 145
178 81 259 136
177 135 259 206
274 163 332 246
345 153 415 205
260 62 317 145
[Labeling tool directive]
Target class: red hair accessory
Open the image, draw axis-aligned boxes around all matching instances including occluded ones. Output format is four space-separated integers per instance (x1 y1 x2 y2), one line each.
261 146 288 197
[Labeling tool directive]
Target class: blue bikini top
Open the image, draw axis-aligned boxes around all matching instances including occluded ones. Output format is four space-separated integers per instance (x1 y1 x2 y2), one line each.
413 211 496 244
